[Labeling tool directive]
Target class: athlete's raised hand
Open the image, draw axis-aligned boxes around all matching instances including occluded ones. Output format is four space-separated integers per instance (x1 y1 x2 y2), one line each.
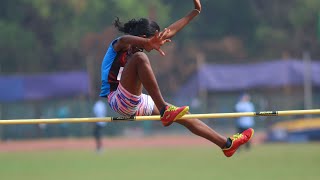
145 28 171 56
194 0 201 12
162 0 201 39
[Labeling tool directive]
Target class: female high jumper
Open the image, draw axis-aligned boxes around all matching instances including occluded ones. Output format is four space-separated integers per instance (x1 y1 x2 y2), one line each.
99 0 254 157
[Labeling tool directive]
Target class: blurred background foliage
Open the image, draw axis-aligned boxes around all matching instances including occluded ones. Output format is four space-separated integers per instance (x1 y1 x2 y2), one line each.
0 0 320 93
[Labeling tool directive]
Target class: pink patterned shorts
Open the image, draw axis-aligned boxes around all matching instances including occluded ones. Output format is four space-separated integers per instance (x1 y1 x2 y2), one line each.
107 83 155 116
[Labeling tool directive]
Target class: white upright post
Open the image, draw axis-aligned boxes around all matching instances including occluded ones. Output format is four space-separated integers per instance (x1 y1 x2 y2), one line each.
196 53 207 113
303 51 313 118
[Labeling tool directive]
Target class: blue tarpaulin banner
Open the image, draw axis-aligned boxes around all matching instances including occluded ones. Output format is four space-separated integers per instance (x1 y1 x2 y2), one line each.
177 60 320 98
1 60 319 102
0 71 89 102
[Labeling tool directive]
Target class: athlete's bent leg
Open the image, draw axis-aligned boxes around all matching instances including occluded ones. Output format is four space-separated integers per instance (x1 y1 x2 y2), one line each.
152 106 226 148
152 106 254 157
120 52 189 125
120 52 166 110
176 118 227 148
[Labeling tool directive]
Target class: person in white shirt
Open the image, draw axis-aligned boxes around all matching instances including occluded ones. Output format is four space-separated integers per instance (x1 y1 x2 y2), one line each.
235 93 255 149
93 99 107 153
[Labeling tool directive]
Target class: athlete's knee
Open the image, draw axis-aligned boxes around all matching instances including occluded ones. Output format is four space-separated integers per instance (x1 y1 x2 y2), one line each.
131 52 150 65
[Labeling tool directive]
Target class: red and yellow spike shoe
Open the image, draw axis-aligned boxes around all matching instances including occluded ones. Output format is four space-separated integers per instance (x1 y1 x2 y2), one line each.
160 105 189 127
222 128 254 157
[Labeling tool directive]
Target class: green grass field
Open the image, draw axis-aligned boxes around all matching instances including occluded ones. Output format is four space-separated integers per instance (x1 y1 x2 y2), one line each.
0 143 319 180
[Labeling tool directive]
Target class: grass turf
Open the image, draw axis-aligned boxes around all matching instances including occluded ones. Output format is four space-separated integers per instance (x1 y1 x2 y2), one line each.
0 143 319 180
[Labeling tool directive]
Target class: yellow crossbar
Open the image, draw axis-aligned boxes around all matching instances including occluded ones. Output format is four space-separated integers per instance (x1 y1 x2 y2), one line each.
0 109 319 125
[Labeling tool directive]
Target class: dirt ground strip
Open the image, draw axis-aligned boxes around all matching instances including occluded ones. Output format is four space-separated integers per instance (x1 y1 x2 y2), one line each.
0 133 265 152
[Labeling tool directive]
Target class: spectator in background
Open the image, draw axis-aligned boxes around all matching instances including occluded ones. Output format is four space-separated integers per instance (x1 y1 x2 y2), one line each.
93 99 107 153
235 93 255 150
57 104 70 137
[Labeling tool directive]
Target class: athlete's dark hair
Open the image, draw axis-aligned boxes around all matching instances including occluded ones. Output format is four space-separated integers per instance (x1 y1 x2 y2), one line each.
114 17 160 38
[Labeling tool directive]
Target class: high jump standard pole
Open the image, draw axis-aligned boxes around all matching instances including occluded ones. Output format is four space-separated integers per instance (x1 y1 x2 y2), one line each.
0 109 319 125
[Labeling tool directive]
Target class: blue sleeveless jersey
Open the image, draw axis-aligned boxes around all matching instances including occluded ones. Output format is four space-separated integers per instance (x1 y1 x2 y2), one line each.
99 38 128 97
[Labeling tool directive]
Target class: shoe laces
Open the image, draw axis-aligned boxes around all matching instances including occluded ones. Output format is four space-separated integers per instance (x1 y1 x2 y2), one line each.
231 133 243 141
167 106 178 111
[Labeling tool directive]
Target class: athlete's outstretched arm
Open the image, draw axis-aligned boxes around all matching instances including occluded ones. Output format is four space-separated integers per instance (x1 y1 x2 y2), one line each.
113 29 171 56
165 0 201 39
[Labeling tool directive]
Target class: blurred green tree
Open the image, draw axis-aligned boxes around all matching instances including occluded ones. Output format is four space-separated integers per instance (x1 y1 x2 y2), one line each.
251 0 320 58
0 0 319 76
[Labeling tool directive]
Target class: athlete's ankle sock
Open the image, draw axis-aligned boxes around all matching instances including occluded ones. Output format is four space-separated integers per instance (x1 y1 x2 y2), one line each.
224 138 232 148
160 106 167 116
